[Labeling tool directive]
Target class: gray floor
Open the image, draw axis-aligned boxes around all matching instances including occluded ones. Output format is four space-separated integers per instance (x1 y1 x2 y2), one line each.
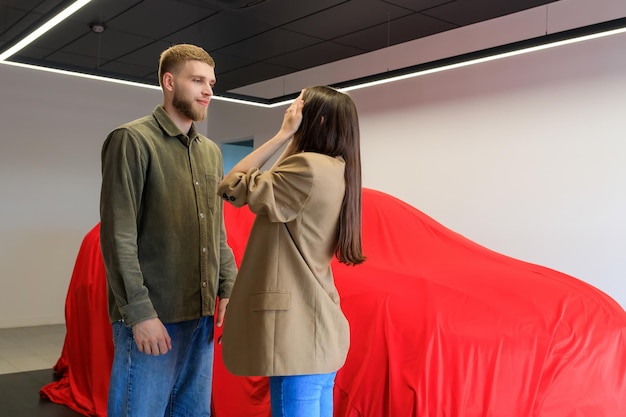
0 324 65 375
0 324 83 416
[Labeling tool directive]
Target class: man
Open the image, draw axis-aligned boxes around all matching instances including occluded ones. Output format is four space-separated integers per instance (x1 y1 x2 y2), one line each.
100 44 237 417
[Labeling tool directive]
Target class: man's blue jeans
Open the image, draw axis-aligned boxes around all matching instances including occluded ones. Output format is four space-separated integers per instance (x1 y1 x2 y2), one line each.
269 372 337 417
107 316 214 417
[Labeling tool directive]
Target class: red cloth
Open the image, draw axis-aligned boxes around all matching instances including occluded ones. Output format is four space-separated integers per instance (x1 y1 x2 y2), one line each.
40 224 112 417
333 190 626 416
41 189 626 416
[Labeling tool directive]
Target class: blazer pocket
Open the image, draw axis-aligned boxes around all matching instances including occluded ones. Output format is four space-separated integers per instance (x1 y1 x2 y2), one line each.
250 291 290 311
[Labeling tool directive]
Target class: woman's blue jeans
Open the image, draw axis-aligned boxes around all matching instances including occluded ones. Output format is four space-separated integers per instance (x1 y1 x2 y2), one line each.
269 372 337 417
107 316 214 417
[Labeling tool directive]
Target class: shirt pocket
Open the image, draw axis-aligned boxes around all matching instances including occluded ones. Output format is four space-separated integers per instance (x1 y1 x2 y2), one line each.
205 173 219 214
250 291 291 311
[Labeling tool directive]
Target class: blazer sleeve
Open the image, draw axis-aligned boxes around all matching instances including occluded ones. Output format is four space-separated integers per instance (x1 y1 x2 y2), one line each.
218 153 315 223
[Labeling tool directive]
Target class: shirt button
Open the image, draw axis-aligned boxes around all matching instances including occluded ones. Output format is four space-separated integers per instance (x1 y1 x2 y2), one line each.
195 181 199 186
202 247 207 253
199 212 205 219
202 282 207 288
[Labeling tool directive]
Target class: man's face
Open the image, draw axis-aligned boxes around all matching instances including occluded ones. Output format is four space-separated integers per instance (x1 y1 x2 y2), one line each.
171 60 216 122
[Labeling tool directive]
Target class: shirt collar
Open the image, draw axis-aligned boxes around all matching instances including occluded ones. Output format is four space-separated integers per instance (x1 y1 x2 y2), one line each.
152 105 201 144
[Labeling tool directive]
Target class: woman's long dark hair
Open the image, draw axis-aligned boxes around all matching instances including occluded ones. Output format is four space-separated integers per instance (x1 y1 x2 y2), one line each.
292 86 365 265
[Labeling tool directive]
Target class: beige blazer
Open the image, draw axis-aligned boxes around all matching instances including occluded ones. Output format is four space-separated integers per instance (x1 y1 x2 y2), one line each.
217 152 350 376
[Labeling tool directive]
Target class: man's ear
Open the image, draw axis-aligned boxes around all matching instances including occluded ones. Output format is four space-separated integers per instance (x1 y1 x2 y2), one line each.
162 72 174 91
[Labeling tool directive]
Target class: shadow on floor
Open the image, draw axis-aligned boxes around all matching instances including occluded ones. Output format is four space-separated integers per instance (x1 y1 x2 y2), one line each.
0 369 84 417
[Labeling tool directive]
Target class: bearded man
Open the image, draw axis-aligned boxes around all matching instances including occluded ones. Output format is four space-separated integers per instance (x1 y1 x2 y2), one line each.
99 44 237 417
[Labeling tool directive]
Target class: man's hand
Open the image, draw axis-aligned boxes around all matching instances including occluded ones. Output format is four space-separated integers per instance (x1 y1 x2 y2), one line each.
132 318 172 356
216 298 229 328
216 298 229 345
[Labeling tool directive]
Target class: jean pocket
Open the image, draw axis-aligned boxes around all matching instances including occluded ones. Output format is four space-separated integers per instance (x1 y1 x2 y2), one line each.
250 291 291 311
111 320 124 345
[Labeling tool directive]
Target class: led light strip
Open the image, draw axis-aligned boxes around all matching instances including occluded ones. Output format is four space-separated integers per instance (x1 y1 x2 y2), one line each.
1 1 625 109
0 0 92 62
339 25 626 94
251 20 626 108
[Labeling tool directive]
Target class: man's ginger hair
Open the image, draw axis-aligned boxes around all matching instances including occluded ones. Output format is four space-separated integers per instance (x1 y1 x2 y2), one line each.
158 44 215 86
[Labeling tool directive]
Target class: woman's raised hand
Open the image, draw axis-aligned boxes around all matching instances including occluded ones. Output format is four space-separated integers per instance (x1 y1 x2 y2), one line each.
279 89 305 138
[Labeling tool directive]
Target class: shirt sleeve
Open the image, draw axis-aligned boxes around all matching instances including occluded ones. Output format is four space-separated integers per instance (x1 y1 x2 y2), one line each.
218 153 315 223
99 128 157 326
217 204 238 299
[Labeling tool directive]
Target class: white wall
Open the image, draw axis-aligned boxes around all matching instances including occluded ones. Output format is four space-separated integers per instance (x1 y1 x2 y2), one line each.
1 0 624 329
353 34 626 308
0 66 162 328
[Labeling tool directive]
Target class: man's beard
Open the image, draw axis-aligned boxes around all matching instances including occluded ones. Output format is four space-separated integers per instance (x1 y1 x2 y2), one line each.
173 91 207 122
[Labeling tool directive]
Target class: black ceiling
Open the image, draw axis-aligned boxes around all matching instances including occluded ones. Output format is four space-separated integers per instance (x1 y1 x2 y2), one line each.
1 0 559 99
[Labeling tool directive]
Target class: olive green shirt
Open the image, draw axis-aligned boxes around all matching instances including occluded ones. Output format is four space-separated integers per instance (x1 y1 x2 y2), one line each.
100 106 237 326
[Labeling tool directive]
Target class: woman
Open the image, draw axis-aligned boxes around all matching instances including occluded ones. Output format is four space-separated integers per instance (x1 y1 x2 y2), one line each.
217 86 365 417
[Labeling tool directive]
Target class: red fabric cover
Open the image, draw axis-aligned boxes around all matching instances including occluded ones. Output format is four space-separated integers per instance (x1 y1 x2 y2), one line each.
41 189 626 416
40 223 112 417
